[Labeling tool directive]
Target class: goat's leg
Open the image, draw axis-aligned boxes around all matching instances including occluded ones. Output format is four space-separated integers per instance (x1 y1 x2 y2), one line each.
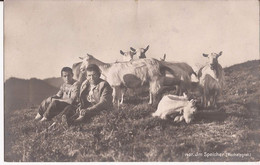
120 93 124 104
213 96 216 108
148 92 153 105
120 88 126 104
213 93 218 108
112 87 117 104
209 96 213 107
203 93 207 108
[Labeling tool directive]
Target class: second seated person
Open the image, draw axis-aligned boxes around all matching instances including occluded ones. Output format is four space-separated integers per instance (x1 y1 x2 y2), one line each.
62 64 113 126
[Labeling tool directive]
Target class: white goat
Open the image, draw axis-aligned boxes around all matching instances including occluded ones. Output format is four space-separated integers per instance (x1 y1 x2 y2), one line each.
198 51 225 108
77 54 173 105
152 93 197 124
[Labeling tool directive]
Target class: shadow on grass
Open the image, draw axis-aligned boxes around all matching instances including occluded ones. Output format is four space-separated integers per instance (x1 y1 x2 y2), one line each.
219 100 259 109
195 99 260 123
194 110 229 123
124 97 148 105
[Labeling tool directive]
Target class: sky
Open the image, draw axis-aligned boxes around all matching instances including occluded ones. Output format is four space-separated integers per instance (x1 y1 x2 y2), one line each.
4 0 259 80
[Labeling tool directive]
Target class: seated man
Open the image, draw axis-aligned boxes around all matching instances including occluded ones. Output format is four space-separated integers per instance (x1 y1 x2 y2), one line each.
35 67 80 122
62 64 113 125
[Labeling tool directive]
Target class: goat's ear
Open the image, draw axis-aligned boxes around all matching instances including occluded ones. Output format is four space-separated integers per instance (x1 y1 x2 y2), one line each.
203 53 208 57
79 57 84 60
190 99 195 104
145 45 150 51
120 50 124 55
217 51 223 57
130 47 136 52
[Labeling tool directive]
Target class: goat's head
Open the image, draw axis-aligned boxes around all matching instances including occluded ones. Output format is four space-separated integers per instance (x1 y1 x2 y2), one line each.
120 50 136 61
130 45 149 59
79 54 94 72
183 99 197 124
203 51 222 70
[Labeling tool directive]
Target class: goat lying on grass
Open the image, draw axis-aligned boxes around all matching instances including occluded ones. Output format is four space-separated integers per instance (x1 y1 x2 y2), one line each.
152 93 197 124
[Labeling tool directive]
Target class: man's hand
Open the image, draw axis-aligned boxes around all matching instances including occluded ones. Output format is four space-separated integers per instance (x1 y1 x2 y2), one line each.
79 108 88 116
74 108 90 122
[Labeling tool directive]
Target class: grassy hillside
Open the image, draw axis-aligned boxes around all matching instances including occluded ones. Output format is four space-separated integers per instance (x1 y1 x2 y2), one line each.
4 60 260 162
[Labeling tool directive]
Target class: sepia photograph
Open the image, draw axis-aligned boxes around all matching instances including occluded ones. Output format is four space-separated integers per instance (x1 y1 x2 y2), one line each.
3 0 260 162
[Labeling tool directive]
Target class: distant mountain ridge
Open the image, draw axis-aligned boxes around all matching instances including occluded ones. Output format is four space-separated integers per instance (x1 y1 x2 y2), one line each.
43 77 63 89
4 77 59 111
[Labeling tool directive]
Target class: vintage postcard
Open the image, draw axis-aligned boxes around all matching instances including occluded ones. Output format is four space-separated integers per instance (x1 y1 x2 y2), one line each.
3 0 259 163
